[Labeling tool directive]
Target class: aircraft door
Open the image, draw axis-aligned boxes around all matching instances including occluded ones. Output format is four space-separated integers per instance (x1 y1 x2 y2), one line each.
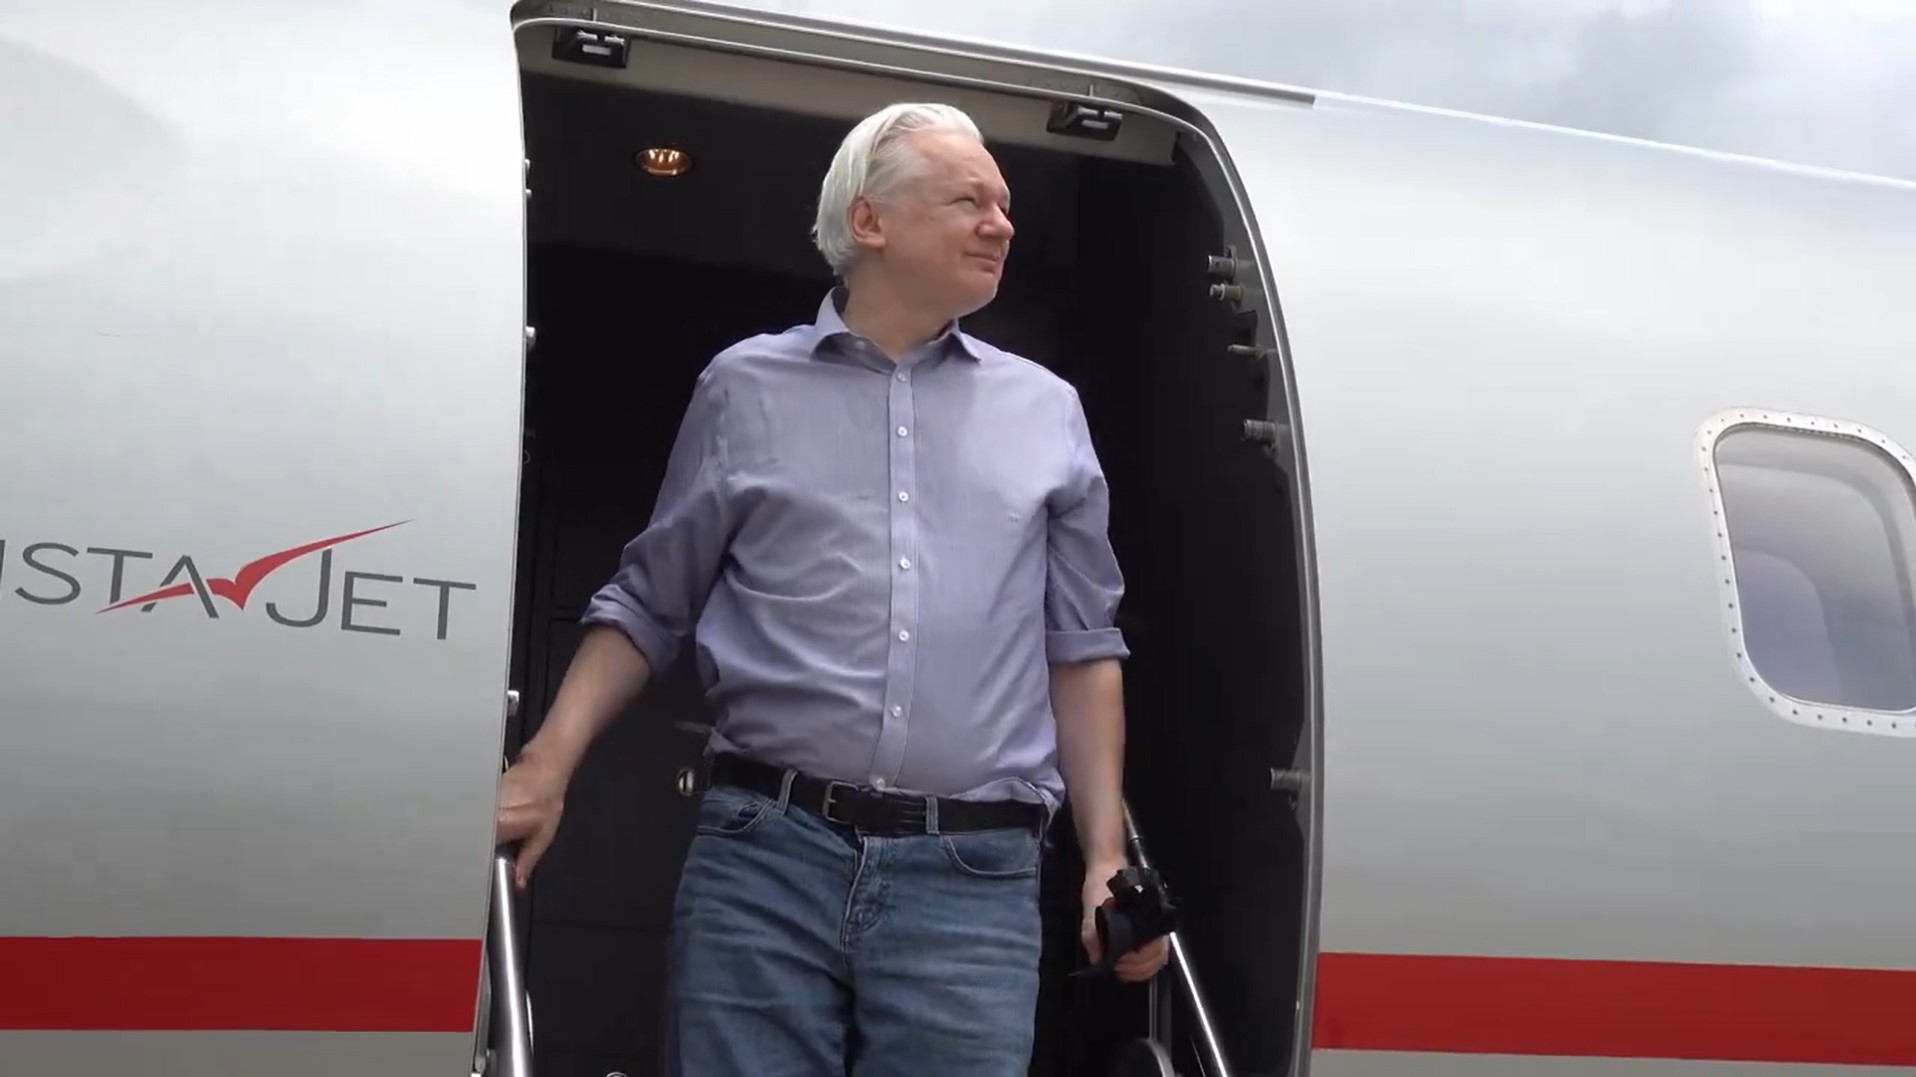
0 4 530 1076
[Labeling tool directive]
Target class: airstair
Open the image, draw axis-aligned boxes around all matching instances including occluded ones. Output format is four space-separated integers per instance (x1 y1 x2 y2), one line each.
471 789 1233 1077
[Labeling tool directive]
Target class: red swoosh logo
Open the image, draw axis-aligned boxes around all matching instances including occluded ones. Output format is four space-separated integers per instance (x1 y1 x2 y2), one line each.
100 522 408 613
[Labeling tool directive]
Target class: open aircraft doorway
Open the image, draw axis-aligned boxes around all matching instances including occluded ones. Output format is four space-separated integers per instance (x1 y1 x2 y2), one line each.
494 4 1319 1075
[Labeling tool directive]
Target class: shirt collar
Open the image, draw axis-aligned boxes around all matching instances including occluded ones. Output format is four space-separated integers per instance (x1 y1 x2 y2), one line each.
807 286 982 363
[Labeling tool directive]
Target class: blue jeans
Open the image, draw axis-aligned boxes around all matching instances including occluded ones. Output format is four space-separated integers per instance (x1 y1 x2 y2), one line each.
659 772 1047 1076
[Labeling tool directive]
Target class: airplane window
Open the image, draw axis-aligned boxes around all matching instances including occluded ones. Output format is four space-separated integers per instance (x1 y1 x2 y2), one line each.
1706 413 1916 726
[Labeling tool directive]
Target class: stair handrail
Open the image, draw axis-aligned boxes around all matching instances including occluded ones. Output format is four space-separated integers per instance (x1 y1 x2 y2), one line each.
489 847 535 1077
489 736 536 1077
1124 800 1232 1077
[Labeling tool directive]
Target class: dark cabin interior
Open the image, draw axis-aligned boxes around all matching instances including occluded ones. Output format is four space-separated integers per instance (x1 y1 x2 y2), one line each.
508 67 1310 1077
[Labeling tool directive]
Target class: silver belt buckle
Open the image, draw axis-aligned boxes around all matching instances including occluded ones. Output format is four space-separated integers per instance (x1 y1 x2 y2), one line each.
820 780 860 823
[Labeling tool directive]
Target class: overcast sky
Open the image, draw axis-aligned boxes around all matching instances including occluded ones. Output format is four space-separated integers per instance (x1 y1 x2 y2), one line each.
738 0 1916 183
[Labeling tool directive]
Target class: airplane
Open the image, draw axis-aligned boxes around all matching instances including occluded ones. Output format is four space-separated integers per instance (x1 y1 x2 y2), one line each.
4 0 1916 1075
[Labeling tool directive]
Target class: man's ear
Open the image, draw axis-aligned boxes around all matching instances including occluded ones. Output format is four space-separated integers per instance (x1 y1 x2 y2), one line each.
847 196 886 254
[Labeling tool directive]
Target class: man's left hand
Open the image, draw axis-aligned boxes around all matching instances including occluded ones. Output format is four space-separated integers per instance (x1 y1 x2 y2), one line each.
1080 859 1171 983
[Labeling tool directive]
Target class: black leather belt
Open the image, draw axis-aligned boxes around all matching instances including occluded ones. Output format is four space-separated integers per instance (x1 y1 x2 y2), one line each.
709 753 1043 836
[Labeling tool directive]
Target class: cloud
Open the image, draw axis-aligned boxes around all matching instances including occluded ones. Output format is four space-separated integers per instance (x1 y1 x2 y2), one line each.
733 0 1916 180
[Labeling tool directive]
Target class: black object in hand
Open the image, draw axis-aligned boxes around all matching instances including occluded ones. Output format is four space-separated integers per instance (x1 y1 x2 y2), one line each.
1081 865 1178 976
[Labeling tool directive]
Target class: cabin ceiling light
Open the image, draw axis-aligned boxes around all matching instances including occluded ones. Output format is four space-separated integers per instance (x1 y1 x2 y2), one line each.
636 147 691 177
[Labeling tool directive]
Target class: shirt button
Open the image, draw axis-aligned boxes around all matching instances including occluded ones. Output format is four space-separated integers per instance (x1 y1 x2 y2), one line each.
897 629 910 642
872 776 888 789
897 425 908 437
899 557 911 570
895 371 907 382
891 705 903 717
897 491 909 502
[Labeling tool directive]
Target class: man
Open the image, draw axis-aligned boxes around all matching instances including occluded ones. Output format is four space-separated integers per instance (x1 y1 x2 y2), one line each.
494 100 1168 1075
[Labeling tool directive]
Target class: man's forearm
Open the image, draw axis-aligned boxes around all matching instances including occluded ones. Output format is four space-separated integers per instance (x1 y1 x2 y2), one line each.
521 624 653 779
1051 657 1127 867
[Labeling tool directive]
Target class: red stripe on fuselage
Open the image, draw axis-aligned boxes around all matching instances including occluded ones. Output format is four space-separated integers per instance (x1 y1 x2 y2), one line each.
1313 951 1916 1066
0 937 481 1032
10 935 1914 1059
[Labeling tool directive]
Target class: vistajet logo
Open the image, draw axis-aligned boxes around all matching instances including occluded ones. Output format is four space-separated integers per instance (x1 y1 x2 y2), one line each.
0 521 478 641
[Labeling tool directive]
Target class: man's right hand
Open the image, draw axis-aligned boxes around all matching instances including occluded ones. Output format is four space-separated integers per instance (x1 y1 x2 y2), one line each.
491 625 656 889
495 751 570 889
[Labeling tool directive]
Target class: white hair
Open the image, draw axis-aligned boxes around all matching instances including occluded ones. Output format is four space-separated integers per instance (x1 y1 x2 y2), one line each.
811 102 984 276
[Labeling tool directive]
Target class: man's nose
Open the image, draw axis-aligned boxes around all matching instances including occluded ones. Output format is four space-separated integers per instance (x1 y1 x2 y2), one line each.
983 208 1014 240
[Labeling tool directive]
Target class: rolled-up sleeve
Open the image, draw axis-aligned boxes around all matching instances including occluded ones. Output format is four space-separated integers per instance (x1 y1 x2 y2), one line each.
581 362 736 672
1044 387 1130 664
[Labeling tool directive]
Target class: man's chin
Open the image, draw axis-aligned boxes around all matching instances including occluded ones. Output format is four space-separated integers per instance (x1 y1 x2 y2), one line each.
955 281 1000 317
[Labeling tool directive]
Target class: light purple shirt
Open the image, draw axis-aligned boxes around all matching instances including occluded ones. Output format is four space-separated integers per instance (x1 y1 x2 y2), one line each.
583 290 1128 806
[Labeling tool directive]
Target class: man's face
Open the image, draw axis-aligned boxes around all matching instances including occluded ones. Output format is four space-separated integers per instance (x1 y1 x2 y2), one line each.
857 130 1015 317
